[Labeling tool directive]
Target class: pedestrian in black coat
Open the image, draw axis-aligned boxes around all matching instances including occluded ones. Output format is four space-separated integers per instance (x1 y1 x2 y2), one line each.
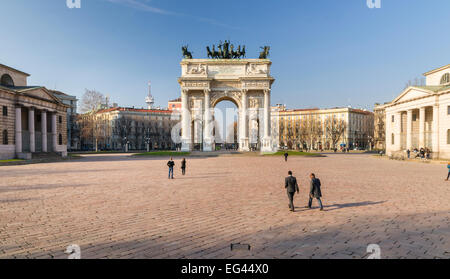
285 171 299 212
284 152 289 162
307 173 323 211
181 158 186 176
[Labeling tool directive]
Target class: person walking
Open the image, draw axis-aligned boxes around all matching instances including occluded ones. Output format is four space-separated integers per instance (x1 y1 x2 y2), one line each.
181 158 187 176
446 162 450 181
307 173 324 211
284 152 289 162
167 157 175 179
407 149 411 159
285 171 299 212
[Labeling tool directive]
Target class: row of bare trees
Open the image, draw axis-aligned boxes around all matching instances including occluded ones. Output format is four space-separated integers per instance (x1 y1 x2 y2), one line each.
280 116 346 150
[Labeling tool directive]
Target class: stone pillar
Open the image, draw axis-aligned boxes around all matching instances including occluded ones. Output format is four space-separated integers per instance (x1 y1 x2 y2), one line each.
432 105 439 158
15 107 22 154
203 89 213 152
29 107 35 153
262 89 273 152
240 89 249 151
181 89 191 152
406 109 412 150
395 112 402 151
41 111 47 152
52 113 57 152
419 107 425 148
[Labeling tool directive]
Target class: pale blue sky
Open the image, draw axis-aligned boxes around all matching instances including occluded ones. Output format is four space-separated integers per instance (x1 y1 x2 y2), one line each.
1 0 449 111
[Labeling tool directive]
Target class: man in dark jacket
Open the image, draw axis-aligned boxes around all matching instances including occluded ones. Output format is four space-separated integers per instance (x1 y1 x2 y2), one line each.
308 173 323 211
285 171 299 212
181 158 186 176
167 157 175 179
284 152 289 162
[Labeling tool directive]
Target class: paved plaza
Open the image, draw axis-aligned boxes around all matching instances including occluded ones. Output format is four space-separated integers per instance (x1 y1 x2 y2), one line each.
0 154 449 259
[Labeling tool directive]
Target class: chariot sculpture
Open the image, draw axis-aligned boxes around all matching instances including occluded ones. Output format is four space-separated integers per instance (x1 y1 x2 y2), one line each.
182 41 270 60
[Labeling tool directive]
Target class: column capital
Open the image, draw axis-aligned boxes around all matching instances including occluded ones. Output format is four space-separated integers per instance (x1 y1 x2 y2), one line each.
204 89 211 94
241 89 248 94
181 88 189 94
264 89 271 94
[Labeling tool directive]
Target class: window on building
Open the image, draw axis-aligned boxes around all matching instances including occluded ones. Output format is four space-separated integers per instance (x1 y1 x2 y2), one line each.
58 134 63 145
59 116 62 124
2 106 7 116
448 106 450 115
2 130 8 145
392 115 395 122
0 74 14 87
441 73 450 85
448 130 450 145
412 114 417 121
391 133 395 145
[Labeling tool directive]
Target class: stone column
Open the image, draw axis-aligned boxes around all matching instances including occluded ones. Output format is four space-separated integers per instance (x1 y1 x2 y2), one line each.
41 111 47 152
419 107 425 148
181 89 191 152
203 89 213 151
262 89 272 152
395 112 402 151
432 105 439 158
52 113 57 152
406 109 412 150
240 89 249 151
29 107 35 153
15 107 22 154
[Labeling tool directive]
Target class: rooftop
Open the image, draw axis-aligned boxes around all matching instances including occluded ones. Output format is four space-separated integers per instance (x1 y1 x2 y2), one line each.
0 63 30 76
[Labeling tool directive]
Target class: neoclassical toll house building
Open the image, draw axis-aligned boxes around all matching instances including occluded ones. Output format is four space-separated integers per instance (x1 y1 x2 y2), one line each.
0 64 68 160
178 59 276 152
385 64 450 159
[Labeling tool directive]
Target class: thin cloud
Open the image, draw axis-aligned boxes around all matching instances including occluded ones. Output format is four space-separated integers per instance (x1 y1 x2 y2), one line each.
105 0 178 15
104 0 239 29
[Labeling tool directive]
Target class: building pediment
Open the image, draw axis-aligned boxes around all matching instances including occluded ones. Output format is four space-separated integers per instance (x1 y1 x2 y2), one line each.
392 87 434 104
18 87 64 104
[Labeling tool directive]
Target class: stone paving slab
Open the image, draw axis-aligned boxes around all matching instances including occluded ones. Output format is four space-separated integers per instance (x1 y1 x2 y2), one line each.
0 153 449 259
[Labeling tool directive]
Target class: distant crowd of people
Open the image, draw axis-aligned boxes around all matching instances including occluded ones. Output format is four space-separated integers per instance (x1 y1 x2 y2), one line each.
406 148 432 160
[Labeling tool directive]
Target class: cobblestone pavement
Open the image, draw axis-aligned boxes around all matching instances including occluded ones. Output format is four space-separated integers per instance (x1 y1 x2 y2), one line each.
1 154 449 259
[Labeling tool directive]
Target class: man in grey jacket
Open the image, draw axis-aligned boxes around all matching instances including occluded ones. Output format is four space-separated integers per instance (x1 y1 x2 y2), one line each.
285 171 300 212
308 173 323 211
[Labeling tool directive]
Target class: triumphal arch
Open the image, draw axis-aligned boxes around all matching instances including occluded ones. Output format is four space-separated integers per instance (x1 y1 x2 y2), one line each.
178 44 275 152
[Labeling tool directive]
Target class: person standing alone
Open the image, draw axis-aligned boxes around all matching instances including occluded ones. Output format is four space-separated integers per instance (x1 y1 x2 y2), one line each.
446 162 450 181
181 158 187 176
167 157 175 179
285 171 299 212
308 173 324 211
284 152 289 162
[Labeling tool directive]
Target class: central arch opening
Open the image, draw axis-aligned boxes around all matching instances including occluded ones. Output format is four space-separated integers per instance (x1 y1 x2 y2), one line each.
213 99 239 151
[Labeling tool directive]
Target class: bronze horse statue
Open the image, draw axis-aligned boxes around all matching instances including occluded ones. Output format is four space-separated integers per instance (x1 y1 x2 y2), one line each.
259 46 270 59
182 45 193 59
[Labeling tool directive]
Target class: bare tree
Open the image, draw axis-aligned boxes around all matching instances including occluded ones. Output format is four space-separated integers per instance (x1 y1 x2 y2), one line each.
77 112 106 151
298 115 322 151
116 116 133 151
404 77 425 90
324 116 346 149
81 89 105 113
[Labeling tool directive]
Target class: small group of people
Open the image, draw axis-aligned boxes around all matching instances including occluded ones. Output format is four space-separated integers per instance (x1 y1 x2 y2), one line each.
285 171 324 212
407 148 431 159
167 157 187 179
